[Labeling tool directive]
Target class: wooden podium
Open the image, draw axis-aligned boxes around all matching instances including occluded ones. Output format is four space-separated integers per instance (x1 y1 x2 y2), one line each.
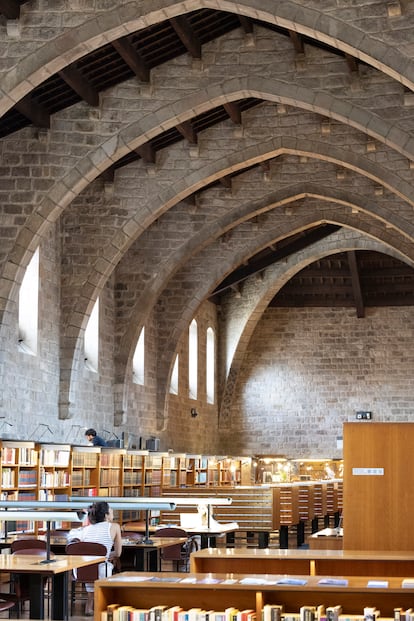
343 422 414 551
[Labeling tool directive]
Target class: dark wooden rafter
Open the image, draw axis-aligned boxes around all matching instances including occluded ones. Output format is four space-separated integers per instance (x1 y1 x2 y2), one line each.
176 120 197 144
169 15 201 58
135 142 156 164
0 0 22 19
111 37 150 82
211 225 340 296
219 175 233 189
223 102 242 124
15 95 50 129
238 15 254 33
345 53 359 73
58 64 99 107
347 250 365 318
288 29 304 54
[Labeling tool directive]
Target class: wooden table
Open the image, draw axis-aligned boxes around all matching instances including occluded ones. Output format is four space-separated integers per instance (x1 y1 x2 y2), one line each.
123 522 239 549
0 553 105 620
0 534 187 572
120 537 188 571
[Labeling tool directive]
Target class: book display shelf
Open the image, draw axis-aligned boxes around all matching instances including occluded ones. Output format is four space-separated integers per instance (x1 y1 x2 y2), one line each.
95 573 414 621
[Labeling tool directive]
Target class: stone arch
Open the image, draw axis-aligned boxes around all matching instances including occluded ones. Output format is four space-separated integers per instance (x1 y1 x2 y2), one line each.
218 229 414 429
2 0 414 119
152 202 414 430
114 182 414 420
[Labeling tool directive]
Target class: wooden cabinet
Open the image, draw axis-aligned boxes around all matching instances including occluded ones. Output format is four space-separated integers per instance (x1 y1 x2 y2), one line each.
95 573 414 619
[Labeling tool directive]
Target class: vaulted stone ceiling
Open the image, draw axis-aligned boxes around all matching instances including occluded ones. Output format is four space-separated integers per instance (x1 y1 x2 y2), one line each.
1 1 414 422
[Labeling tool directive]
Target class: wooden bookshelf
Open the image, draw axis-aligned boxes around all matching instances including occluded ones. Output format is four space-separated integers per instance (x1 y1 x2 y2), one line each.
99 448 125 496
37 443 71 501
70 445 100 498
95 573 414 620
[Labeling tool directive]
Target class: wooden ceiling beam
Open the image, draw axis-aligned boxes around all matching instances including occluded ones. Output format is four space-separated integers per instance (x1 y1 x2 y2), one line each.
112 37 150 83
347 250 365 318
345 53 359 73
135 143 156 164
176 120 197 144
219 175 233 189
15 95 50 129
0 0 22 19
238 15 253 33
58 65 99 107
223 102 242 125
288 30 304 54
169 15 201 59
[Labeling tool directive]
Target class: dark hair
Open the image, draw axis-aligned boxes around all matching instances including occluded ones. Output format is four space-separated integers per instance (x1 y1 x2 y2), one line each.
85 428 97 437
87 501 110 524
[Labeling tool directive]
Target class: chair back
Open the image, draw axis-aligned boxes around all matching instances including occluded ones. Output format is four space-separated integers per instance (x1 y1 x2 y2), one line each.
66 541 107 582
11 539 46 553
152 527 188 562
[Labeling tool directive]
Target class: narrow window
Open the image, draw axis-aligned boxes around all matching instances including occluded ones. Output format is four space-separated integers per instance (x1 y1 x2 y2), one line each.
206 327 215 404
18 247 39 355
132 327 145 385
84 298 99 372
188 319 198 400
169 354 179 394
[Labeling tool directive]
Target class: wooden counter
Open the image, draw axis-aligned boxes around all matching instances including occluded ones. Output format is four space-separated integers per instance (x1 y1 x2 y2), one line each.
189 547 414 577
95 572 414 619
308 527 343 550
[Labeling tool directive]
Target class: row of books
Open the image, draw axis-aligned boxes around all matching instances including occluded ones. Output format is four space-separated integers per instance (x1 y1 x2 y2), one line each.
102 606 414 621
103 605 256 621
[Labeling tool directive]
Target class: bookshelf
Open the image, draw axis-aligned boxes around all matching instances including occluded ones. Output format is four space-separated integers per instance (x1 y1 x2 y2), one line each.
37 443 71 501
70 445 101 498
99 448 126 496
95 573 414 620
0 440 38 535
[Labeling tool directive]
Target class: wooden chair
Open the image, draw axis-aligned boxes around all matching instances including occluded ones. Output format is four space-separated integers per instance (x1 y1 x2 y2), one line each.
65 541 107 615
152 527 199 572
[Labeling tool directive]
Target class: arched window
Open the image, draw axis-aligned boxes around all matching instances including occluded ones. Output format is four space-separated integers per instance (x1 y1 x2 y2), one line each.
206 327 215 404
18 247 39 355
132 327 145 385
84 298 99 372
169 354 179 394
188 319 198 400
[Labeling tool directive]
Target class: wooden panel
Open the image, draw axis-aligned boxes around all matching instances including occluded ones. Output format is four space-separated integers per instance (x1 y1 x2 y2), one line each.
343 422 414 551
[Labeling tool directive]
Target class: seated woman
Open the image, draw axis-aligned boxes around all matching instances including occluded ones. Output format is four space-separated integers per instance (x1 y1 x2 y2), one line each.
68 501 122 615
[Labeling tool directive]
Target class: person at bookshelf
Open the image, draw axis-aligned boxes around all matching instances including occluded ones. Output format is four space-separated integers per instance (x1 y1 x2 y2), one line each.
68 501 122 616
85 428 108 447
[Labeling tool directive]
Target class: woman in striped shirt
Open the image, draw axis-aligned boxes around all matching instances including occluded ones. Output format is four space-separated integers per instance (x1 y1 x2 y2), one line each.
71 501 122 615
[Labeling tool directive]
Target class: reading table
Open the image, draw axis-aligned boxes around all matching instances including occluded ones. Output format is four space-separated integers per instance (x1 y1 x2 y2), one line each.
0 553 105 620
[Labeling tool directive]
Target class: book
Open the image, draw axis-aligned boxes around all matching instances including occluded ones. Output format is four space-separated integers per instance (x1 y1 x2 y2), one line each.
262 605 283 621
300 606 316 621
149 606 168 621
326 607 342 621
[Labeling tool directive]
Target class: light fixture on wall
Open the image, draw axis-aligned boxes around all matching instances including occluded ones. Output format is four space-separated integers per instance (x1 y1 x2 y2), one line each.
190 408 198 418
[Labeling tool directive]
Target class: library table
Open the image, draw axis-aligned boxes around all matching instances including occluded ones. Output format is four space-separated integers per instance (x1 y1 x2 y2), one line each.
0 535 187 572
124 522 239 549
189 547 414 577
0 553 105 620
